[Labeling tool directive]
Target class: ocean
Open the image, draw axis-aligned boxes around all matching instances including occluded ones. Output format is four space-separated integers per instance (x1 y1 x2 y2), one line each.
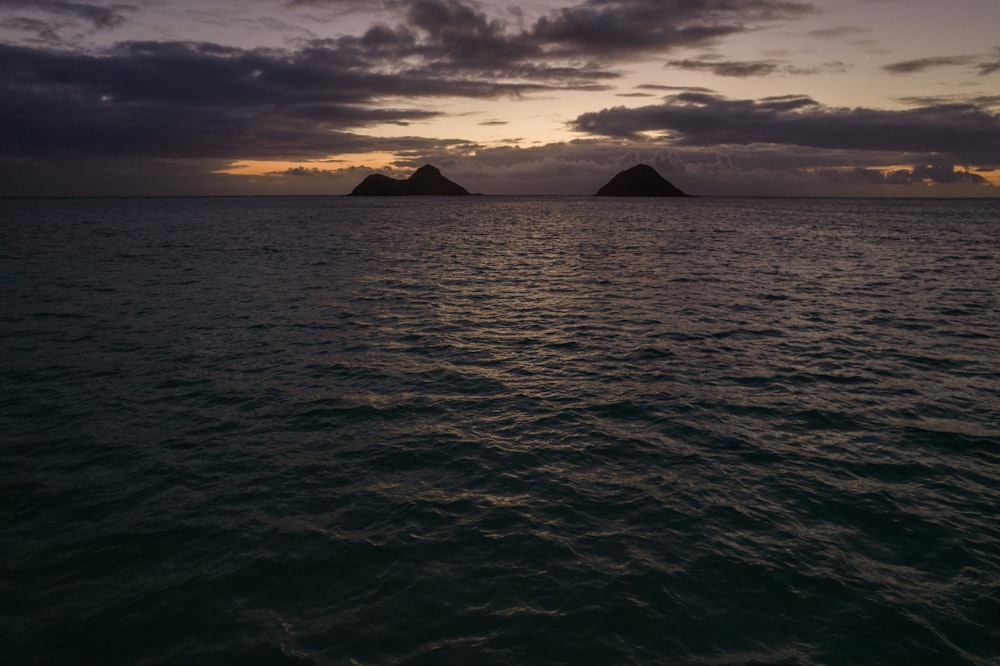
2 196 998 665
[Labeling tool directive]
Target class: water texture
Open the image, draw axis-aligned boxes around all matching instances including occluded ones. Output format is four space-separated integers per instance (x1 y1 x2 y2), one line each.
2 196 998 664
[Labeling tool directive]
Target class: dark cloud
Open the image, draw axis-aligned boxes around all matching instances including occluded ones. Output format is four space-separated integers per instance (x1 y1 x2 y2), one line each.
0 0 133 28
284 0 817 78
381 137 997 196
896 93 1000 110
978 49 1000 76
1 0 665 194
0 0 133 35
570 93 1000 165
0 41 443 161
666 57 848 77
6 130 993 197
268 166 338 177
0 155 239 197
532 0 814 57
1 16 61 42
804 25 865 39
882 55 975 74
12 0 834 178
400 0 543 70
0 21 616 166
667 58 779 77
885 49 1000 77
478 120 509 125
908 163 987 184
636 83 715 93
0 0 134 44
0 0 820 165
287 0 371 5
4 0 994 197
807 165 986 188
286 0 393 7
305 0 619 86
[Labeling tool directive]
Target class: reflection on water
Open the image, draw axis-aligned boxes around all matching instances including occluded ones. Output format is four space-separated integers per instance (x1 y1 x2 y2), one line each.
1 195 998 664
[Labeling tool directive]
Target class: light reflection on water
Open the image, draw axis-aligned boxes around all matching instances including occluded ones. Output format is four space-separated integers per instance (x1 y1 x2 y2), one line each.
1 195 998 664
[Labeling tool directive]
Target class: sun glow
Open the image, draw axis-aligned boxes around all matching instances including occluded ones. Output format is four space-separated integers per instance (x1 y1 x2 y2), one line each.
218 152 402 176
973 169 1000 188
874 164 1000 188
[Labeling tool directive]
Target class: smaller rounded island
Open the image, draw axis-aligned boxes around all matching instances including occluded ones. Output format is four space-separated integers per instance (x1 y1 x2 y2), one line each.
595 164 689 197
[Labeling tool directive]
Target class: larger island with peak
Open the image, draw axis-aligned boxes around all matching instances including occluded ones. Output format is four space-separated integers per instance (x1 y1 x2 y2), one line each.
349 164 472 195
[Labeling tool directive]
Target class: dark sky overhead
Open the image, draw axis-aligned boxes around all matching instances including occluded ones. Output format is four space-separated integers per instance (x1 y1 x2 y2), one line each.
1 0 999 196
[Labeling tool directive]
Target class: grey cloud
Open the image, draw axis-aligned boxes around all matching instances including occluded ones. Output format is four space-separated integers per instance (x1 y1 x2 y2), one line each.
667 58 780 77
570 93 1000 164
7 0 992 197
896 93 1000 110
811 165 985 187
889 49 1000 77
0 154 394 197
1 16 61 42
12 0 751 172
908 163 986 184
805 25 865 39
0 40 489 161
0 0 134 29
667 57 849 77
387 138 996 196
286 0 370 5
636 84 715 93
532 0 814 57
0 23 615 165
883 55 975 74
978 49 1000 75
5 129 993 197
402 0 541 67
268 166 338 177
755 94 822 111
4 0 674 184
284 0 816 76
781 61 849 75
0 0 820 142
314 0 616 85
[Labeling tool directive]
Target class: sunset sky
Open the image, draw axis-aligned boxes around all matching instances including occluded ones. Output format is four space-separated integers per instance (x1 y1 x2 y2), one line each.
1 0 999 196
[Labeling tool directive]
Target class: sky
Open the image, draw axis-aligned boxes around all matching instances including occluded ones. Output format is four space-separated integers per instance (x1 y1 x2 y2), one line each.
1 0 999 196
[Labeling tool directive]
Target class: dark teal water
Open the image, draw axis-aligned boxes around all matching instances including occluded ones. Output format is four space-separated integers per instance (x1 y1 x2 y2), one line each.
2 196 999 665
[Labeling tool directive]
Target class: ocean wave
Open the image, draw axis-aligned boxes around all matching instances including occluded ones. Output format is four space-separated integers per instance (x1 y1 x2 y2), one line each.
2 196 998 664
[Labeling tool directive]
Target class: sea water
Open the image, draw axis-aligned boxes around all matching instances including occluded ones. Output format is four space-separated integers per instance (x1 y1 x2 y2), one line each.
2 196 998 664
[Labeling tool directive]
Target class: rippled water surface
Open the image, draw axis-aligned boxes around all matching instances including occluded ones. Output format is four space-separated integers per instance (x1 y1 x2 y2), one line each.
2 196 999 664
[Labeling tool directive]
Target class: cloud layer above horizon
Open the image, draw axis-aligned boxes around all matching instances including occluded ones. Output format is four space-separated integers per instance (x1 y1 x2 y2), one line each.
1 0 999 195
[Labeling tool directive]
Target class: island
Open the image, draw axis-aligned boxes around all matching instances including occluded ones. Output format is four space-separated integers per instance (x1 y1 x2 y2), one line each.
349 164 472 195
595 164 689 197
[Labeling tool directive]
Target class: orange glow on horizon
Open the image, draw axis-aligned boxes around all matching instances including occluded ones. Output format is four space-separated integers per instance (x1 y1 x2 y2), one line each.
801 165 1000 189
218 152 401 176
874 165 1000 188
974 169 1000 188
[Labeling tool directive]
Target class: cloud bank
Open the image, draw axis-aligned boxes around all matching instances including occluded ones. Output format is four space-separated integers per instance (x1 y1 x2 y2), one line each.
0 0 998 195
571 93 1000 163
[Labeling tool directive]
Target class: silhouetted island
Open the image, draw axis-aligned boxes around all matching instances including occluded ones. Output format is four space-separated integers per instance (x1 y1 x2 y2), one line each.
595 164 689 197
349 164 472 195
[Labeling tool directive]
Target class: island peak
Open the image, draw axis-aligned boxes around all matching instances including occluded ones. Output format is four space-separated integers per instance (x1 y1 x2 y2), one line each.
349 164 471 196
595 164 689 197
